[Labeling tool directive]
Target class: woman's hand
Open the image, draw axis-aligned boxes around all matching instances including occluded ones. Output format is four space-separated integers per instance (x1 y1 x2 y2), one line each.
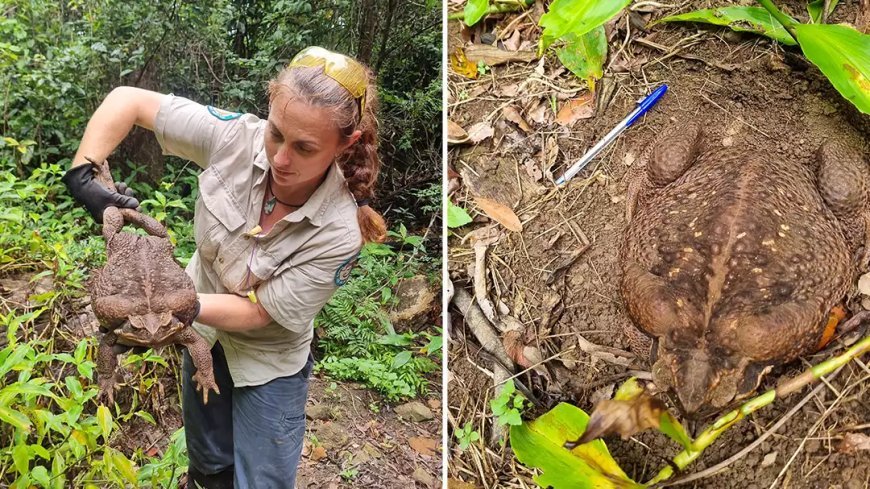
67 87 165 221
62 163 140 223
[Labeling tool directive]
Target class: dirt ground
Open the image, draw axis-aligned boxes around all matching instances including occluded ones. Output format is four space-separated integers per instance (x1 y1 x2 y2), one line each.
447 1 869 488
113 371 443 488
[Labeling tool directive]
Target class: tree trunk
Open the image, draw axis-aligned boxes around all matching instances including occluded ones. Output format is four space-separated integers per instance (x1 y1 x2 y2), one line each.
374 0 398 75
356 0 377 64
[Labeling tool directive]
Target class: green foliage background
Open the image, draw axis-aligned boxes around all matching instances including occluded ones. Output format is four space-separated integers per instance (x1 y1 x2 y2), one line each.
0 1 441 486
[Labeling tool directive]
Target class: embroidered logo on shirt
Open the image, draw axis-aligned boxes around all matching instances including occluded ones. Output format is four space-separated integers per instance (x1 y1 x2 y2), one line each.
334 255 359 286
207 105 242 121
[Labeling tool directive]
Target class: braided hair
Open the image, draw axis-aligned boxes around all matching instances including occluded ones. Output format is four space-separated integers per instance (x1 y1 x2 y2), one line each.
267 62 386 243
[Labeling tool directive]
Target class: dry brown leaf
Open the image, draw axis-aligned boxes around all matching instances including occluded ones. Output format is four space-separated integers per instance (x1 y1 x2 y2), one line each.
556 92 595 126
409 436 438 457
473 197 522 232
447 479 478 489
502 329 529 368
526 99 550 125
497 82 520 98
310 445 327 461
501 106 531 133
503 29 522 51
572 392 666 446
465 44 536 66
448 120 469 145
466 122 494 143
838 433 870 453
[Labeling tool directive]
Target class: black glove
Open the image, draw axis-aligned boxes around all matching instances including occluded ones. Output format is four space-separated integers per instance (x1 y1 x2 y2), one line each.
62 163 140 223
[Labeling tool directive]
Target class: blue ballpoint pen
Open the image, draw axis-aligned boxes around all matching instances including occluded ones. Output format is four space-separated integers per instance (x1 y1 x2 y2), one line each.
555 85 668 186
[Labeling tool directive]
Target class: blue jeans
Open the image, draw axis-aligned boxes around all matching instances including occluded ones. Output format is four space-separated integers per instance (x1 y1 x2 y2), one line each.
182 342 312 489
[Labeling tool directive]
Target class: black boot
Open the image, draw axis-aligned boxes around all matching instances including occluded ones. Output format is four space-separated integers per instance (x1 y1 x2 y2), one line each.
186 466 234 489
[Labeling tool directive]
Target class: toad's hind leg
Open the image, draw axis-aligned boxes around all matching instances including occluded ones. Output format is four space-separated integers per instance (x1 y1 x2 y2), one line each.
816 140 870 268
620 262 695 348
626 123 704 220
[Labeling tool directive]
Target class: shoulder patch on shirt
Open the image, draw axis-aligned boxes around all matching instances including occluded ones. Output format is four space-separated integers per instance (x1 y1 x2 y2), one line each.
334 255 359 286
207 105 242 121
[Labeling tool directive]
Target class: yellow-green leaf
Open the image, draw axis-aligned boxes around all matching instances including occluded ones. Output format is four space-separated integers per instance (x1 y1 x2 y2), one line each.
464 0 489 27
539 0 630 52
658 7 797 46
658 412 693 451
807 0 839 23
447 200 472 228
12 444 31 475
107 448 138 485
556 26 607 86
614 377 644 401
0 405 32 432
510 403 641 488
96 405 113 440
794 23 870 114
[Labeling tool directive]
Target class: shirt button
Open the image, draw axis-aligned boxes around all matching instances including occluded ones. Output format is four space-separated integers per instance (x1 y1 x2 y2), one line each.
218 257 224 263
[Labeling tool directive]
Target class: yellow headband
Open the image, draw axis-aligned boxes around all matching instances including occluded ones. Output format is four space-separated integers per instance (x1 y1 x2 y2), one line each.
288 46 367 115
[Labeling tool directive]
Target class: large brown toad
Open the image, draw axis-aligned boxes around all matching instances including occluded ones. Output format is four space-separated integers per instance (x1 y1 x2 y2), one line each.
87 160 218 405
620 124 868 415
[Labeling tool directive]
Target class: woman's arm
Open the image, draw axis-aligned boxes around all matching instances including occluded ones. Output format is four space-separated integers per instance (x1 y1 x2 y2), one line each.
72 87 165 167
196 293 275 332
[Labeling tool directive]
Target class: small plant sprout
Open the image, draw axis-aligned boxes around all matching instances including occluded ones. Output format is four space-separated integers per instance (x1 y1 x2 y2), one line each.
455 422 481 451
490 379 525 427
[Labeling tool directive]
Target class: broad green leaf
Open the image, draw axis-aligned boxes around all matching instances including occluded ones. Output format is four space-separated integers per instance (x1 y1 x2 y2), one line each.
12 444 31 475
0 344 32 377
134 410 156 424
97 405 113 440
1 382 54 401
511 403 640 488
30 466 50 487
424 335 443 354
108 448 138 485
794 23 870 114
30 445 50 460
65 376 83 398
539 0 631 52
391 350 412 369
556 26 607 86
464 0 489 26
51 452 66 489
74 339 88 363
446 200 472 228
807 0 840 23
658 7 798 46
0 405 32 431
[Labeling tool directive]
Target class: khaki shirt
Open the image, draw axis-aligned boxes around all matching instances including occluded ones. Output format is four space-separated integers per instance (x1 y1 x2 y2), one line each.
154 95 362 386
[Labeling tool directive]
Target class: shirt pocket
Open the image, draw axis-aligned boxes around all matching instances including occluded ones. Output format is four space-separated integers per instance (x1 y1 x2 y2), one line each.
195 167 246 264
